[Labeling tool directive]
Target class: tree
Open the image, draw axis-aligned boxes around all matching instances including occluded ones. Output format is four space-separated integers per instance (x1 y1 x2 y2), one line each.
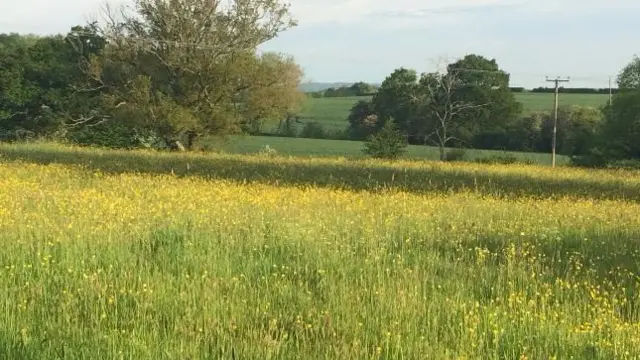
0 28 105 141
616 55 640 90
600 92 640 159
349 82 376 96
416 69 488 161
593 57 640 161
537 106 602 156
446 55 523 148
363 119 407 160
81 0 299 149
505 112 544 152
236 52 305 135
347 99 378 140
371 68 422 139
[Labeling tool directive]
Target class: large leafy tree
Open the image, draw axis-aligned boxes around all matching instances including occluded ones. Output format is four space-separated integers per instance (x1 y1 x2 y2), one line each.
83 0 301 149
446 55 523 149
573 56 640 163
416 69 489 160
616 56 640 90
598 58 640 159
0 27 105 140
237 52 305 135
371 68 422 140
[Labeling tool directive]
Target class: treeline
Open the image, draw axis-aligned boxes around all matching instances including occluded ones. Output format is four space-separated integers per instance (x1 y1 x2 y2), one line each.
308 85 617 98
0 0 304 150
344 54 640 166
1 0 638 167
530 87 619 94
308 82 378 98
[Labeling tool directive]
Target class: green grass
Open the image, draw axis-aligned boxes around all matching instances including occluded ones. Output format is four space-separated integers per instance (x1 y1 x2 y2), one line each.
204 135 569 166
1 143 640 358
515 92 610 112
283 93 611 134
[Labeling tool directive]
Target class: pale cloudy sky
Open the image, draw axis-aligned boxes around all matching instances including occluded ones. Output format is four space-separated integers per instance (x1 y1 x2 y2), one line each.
1 0 638 87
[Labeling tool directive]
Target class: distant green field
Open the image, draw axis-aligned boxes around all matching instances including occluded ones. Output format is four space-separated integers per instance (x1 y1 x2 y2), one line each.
277 93 611 134
515 92 610 112
205 135 569 166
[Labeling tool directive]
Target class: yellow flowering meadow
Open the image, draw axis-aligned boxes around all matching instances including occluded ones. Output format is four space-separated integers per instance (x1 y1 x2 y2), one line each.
1 143 640 359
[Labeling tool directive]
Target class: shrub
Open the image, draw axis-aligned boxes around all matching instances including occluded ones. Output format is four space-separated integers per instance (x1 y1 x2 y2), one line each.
570 148 610 168
300 122 326 139
363 119 407 160
67 124 141 149
347 100 378 140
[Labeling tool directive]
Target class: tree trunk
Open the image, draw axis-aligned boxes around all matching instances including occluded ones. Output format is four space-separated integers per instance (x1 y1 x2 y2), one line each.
186 131 198 151
164 136 186 152
439 145 446 161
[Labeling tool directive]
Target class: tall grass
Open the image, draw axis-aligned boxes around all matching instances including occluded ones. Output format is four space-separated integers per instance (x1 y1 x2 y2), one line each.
201 135 572 165
0 143 639 359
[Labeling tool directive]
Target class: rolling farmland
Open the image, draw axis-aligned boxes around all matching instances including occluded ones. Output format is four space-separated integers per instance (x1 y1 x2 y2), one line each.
286 93 612 133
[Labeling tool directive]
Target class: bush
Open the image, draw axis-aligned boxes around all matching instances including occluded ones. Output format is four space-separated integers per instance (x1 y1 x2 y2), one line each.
570 148 610 168
300 122 326 139
67 124 142 149
347 101 378 140
444 148 466 162
363 119 407 160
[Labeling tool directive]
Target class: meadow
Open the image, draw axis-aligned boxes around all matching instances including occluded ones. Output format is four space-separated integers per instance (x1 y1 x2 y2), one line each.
279 93 612 134
1 143 640 359
205 135 570 166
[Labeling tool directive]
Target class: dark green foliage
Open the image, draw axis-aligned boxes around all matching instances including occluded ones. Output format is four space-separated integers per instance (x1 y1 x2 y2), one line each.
0 25 106 141
322 82 378 97
539 106 603 156
599 90 640 160
0 1 302 149
347 100 378 140
371 68 422 140
300 121 326 139
571 57 640 165
363 119 407 160
446 55 523 144
67 123 149 149
570 148 610 168
505 112 543 152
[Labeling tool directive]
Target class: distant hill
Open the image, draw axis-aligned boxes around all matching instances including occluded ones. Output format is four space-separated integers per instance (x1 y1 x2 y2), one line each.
298 82 354 93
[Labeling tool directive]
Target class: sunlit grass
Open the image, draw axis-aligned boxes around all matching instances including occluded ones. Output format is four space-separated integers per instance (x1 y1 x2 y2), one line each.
0 143 639 359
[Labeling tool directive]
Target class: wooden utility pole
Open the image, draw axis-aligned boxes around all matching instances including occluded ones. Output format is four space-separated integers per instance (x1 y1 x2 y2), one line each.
609 76 613 105
546 76 570 167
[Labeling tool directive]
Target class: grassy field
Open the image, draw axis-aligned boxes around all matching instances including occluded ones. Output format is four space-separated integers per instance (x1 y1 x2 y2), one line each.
285 93 611 134
205 135 570 166
1 143 639 359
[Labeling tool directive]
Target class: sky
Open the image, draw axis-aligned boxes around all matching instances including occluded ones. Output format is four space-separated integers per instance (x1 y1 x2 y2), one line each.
1 0 639 88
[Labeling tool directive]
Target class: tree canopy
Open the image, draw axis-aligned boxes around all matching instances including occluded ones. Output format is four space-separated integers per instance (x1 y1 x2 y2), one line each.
0 0 304 149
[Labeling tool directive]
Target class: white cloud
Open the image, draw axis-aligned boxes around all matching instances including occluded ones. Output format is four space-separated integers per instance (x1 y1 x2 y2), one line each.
3 0 639 35
0 0 114 34
288 0 507 27
288 0 640 28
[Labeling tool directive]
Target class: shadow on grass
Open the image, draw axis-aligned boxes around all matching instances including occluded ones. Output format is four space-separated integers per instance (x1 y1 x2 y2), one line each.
0 144 638 202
